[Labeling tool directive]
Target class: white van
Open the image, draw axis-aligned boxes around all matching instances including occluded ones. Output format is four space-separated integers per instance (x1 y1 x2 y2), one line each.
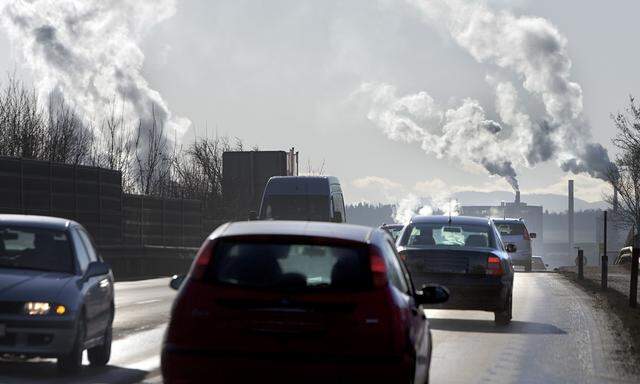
258 176 346 222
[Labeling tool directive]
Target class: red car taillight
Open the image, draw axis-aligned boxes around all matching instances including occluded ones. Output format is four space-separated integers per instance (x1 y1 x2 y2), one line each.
370 246 388 288
486 256 503 276
190 239 215 281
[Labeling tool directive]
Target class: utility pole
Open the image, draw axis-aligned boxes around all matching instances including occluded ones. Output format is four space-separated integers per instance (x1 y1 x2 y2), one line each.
602 210 608 290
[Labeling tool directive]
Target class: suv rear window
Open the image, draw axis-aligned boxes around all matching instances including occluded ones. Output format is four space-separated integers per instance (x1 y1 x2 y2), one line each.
494 222 527 236
208 240 371 291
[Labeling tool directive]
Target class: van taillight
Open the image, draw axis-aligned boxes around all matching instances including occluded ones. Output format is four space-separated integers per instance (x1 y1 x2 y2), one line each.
370 247 388 288
486 256 503 276
190 239 215 280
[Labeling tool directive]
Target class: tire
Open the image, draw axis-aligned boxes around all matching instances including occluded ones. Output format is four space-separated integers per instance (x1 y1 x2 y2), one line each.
58 315 85 373
88 324 112 366
494 292 512 325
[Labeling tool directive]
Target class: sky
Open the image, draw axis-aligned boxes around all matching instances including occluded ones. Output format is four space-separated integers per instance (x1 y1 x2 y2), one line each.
1 0 638 204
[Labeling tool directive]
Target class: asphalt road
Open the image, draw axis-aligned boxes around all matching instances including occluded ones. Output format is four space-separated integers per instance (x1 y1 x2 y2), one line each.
427 273 639 384
1 273 639 383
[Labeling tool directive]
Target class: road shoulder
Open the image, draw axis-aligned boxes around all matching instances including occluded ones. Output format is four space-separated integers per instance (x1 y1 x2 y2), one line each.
559 269 640 379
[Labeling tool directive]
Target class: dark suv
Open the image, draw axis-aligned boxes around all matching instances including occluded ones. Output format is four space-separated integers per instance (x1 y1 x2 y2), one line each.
162 221 448 383
0 215 114 372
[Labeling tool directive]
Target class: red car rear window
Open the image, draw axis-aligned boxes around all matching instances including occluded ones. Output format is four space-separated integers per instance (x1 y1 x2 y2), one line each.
206 239 372 291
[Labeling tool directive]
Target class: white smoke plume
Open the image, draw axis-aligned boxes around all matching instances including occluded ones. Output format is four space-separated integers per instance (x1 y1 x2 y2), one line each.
358 0 615 190
0 0 190 147
393 194 460 224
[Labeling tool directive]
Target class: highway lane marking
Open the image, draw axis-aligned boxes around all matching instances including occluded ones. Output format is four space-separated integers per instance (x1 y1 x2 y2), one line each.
135 299 161 305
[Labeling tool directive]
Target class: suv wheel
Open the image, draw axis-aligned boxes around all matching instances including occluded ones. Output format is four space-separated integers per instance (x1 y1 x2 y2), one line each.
494 292 512 325
58 315 85 373
88 324 112 366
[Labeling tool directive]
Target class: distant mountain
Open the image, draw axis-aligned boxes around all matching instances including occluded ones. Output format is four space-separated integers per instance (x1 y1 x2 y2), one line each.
452 191 607 213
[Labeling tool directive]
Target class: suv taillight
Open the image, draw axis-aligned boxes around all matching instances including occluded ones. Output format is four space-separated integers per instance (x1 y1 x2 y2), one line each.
523 226 531 241
370 247 388 288
190 239 215 280
486 256 503 276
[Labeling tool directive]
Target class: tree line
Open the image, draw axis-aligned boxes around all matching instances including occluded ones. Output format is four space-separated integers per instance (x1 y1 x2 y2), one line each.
0 76 244 212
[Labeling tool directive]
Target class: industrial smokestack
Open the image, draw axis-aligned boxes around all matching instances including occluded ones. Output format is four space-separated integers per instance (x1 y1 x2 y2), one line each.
515 190 521 205
568 180 574 256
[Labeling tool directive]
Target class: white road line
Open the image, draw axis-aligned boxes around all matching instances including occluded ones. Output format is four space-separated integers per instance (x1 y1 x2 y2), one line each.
135 299 161 305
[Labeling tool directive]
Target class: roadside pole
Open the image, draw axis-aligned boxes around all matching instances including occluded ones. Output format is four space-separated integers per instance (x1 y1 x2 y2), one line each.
602 211 608 290
578 249 584 281
631 247 638 308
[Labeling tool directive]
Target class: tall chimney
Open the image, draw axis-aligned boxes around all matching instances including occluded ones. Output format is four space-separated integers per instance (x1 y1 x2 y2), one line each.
515 190 521 205
568 180 574 256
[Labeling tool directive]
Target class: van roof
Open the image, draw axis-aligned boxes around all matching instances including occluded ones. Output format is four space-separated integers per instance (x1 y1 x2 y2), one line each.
218 221 374 244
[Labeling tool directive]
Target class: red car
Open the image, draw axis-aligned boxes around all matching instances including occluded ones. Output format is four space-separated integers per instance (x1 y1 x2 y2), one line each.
161 221 449 383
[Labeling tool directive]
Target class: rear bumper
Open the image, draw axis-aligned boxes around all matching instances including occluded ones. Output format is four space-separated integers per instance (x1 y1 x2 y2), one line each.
161 345 411 383
0 316 76 357
413 274 510 312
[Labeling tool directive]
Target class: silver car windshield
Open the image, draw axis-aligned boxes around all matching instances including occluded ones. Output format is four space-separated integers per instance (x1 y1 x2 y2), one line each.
0 226 74 274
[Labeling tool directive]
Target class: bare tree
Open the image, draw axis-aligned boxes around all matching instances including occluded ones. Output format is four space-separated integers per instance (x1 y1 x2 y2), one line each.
0 76 45 159
134 106 173 196
95 99 136 192
606 95 640 231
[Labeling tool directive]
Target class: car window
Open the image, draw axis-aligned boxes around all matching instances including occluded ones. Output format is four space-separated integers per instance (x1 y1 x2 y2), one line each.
207 239 372 291
380 240 409 293
72 229 91 273
77 227 99 262
0 226 74 274
261 195 330 221
400 223 495 248
494 222 527 236
332 193 346 221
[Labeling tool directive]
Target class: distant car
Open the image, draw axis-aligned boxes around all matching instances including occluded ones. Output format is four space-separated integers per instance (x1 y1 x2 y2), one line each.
397 216 514 324
162 221 449 383
258 176 347 222
492 218 536 272
380 223 404 242
0 215 114 373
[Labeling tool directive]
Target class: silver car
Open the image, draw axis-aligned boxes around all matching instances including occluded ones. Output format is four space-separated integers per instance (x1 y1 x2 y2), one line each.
0 215 114 372
492 218 536 272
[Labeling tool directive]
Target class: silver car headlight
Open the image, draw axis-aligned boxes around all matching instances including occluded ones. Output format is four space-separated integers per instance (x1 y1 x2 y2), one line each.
24 302 51 315
23 302 67 315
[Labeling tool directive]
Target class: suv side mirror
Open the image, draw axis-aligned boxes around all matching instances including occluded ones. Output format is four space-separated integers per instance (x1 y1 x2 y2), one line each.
333 211 343 223
506 243 517 253
415 284 449 305
248 211 258 221
529 232 537 239
170 274 186 290
85 261 110 279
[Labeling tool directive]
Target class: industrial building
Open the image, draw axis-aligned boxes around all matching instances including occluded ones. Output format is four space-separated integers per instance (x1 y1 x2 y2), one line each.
222 148 299 218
